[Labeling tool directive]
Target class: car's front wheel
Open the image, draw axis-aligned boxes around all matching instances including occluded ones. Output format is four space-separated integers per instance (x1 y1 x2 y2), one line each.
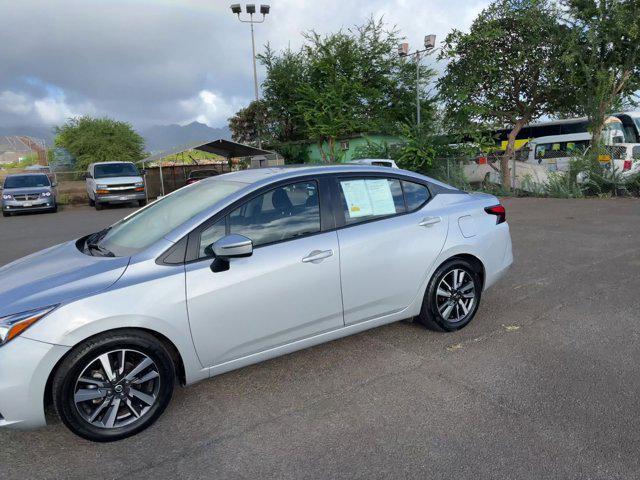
416 258 482 332
52 330 175 442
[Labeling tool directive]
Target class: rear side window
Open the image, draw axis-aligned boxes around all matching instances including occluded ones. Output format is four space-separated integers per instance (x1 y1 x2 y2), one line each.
339 178 405 225
402 181 430 211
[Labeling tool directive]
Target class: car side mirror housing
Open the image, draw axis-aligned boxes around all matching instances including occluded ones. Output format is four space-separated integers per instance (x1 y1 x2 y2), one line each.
85 172 93 179
209 234 253 272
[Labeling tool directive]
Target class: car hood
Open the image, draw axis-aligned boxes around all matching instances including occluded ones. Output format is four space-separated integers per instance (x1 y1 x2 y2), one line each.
4 187 52 195
0 240 130 317
94 176 143 185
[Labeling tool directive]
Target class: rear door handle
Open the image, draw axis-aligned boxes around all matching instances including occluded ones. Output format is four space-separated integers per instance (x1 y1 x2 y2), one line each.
302 249 333 263
419 216 441 227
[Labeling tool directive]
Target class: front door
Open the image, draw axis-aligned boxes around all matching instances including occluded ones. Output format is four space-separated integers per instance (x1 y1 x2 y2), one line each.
184 180 344 368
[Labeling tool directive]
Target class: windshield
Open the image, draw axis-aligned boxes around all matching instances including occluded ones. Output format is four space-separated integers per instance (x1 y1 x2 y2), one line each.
94 163 139 179
96 179 245 256
4 174 50 189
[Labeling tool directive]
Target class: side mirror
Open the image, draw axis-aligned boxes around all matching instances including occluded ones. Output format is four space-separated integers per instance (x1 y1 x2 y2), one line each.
85 172 93 179
51 182 58 188
212 234 253 259
208 234 253 272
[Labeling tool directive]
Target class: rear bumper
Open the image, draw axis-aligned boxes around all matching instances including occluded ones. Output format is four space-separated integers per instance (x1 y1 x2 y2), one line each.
0 337 70 429
95 191 145 204
483 223 513 291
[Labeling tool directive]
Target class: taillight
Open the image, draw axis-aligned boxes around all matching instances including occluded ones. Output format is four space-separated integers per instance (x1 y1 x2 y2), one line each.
484 204 506 224
478 156 488 165
623 160 632 171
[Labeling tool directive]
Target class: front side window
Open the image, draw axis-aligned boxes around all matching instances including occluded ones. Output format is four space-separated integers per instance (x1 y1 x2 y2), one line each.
339 177 404 225
94 163 139 179
229 181 320 247
198 181 321 255
98 179 245 256
4 174 50 189
633 146 640 160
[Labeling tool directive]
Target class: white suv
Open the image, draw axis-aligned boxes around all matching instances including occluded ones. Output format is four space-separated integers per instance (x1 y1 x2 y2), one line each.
86 162 146 210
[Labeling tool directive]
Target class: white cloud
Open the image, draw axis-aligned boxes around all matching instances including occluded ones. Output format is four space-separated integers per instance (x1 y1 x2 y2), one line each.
0 88 95 125
179 90 246 127
0 90 32 115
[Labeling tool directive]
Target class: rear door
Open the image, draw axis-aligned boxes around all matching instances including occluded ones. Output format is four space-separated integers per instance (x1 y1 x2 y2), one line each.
334 175 449 325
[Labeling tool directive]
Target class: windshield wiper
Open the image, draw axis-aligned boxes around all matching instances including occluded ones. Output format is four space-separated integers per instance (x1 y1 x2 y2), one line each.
84 227 114 257
87 242 115 257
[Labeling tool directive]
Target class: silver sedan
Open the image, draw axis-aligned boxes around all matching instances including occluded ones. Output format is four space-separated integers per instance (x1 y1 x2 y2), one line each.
0 165 512 441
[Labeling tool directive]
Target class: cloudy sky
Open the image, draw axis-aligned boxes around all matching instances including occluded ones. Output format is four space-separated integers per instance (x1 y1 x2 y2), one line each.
0 0 489 129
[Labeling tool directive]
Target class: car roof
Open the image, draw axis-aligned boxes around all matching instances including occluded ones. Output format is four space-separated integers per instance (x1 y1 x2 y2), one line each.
217 164 428 186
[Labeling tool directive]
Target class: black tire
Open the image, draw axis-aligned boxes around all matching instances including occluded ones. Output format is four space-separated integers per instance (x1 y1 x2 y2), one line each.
2 211 9 217
95 202 103 211
138 199 147 207
416 258 482 332
50 203 58 213
52 330 175 442
88 198 95 207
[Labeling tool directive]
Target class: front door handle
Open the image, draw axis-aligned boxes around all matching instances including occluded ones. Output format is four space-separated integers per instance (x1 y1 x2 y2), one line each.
302 249 333 263
419 216 442 227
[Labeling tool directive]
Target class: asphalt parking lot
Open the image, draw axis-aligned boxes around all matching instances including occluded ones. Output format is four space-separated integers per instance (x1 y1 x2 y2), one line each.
1 198 640 479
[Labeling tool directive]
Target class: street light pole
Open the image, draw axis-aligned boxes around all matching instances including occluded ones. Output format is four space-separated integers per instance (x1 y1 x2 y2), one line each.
230 4 270 149
399 34 436 126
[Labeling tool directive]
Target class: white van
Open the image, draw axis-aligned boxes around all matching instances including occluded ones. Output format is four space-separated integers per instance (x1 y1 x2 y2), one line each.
86 161 146 210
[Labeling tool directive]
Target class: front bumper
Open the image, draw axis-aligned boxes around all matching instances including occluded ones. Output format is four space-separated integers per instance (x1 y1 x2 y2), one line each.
2 198 56 212
95 191 145 204
0 337 70 429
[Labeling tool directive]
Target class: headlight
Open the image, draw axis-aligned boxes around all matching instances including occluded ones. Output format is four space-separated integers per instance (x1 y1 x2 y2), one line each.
2 194 11 200
96 184 108 190
41 191 52 197
0 305 58 346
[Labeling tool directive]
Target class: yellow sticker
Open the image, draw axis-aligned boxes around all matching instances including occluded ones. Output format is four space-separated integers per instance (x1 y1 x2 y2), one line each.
351 206 360 212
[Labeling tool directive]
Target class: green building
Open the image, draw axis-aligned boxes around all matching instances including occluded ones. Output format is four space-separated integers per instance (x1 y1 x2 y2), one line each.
301 133 403 163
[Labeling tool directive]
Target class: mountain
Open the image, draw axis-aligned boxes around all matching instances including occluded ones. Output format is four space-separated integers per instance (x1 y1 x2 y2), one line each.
141 122 231 153
0 121 232 153
0 126 56 145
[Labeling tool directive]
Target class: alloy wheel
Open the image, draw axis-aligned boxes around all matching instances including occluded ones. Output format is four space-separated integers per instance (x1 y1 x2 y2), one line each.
435 268 476 323
73 349 161 429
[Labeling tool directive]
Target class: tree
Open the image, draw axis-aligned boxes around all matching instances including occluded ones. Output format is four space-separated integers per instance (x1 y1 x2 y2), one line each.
561 0 640 143
438 0 573 190
228 100 268 145
228 17 435 162
54 116 145 171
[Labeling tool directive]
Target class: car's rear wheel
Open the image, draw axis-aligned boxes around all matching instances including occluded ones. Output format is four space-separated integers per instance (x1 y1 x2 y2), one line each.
52 330 175 442
138 199 147 207
416 259 482 332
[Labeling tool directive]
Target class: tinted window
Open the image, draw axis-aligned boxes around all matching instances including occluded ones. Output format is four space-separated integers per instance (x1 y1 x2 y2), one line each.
402 181 430 211
339 178 404 225
228 181 320 247
94 163 139 179
633 147 640 160
4 174 50 189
